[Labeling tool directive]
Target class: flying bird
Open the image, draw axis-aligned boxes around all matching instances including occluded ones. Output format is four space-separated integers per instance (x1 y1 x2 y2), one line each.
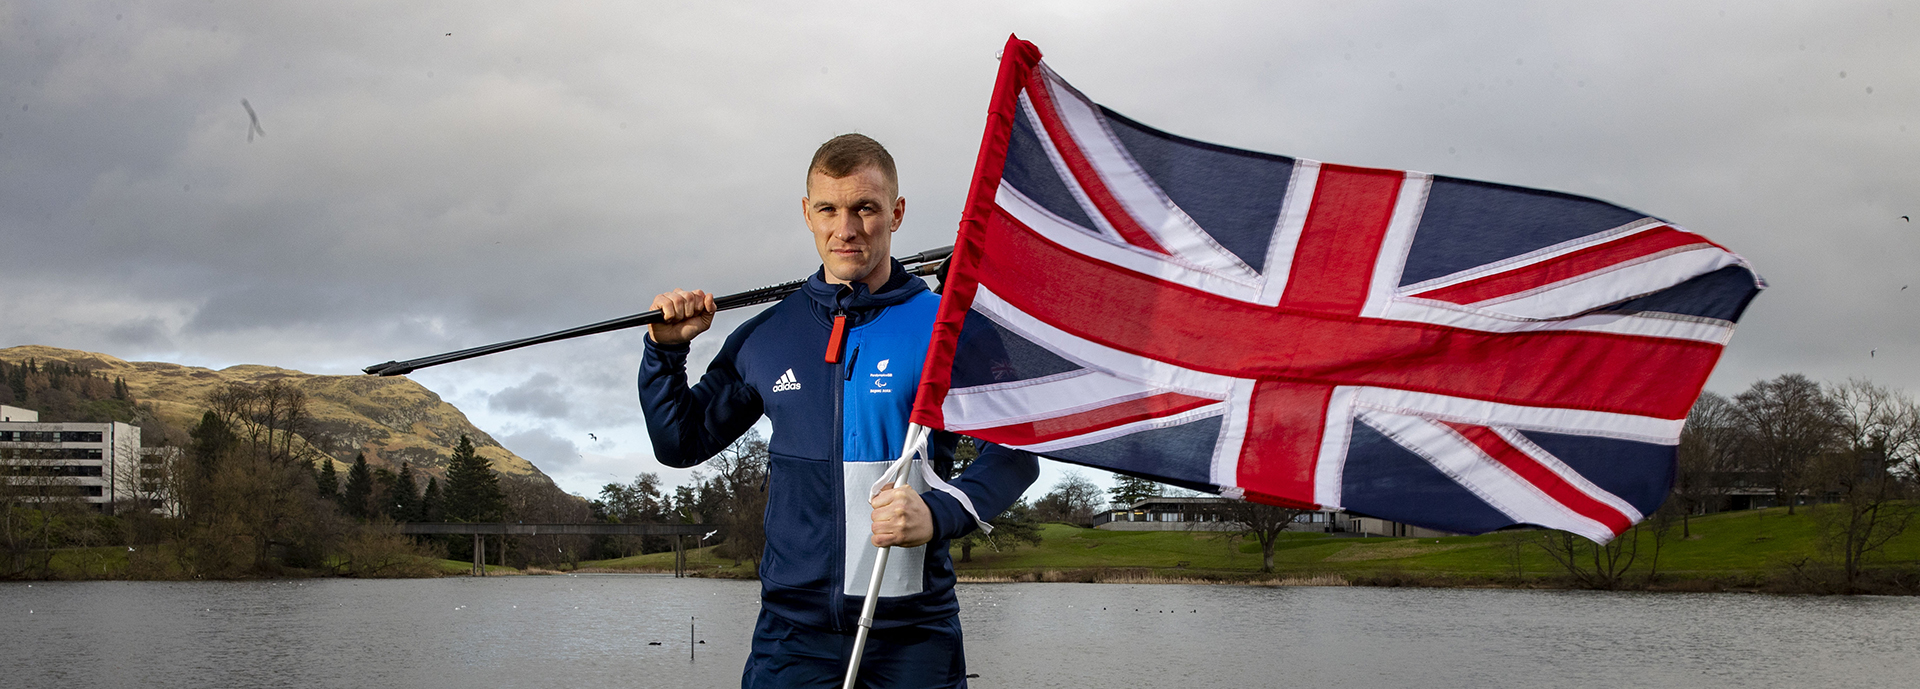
588 433 598 441
1871 349 1877 357
240 99 266 142
1903 216 1911 222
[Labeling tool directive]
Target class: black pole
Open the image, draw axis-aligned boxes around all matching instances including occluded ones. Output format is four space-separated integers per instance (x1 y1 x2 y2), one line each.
363 245 952 376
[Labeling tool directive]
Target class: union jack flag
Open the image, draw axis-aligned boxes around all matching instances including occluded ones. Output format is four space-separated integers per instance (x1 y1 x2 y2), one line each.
910 36 1763 542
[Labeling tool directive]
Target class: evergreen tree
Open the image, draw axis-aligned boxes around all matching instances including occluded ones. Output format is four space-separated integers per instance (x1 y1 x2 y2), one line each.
342 453 374 519
420 477 443 522
189 411 235 479
392 462 421 521
1110 475 1164 507
317 458 339 501
441 435 505 522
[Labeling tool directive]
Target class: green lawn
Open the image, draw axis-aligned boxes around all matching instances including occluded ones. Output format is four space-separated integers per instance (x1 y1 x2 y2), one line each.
571 507 1920 585
951 505 1920 583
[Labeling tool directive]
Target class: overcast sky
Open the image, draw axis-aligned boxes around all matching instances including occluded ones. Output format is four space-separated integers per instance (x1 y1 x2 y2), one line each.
4 1 1916 501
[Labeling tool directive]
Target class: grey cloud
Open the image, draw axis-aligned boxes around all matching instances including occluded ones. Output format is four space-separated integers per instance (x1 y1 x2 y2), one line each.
489 372 572 419
497 427 582 473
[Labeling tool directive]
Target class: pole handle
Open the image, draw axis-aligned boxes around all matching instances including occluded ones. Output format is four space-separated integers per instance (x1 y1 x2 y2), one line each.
363 245 951 376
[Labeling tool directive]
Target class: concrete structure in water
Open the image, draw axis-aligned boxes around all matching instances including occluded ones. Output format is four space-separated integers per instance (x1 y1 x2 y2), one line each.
0 404 166 515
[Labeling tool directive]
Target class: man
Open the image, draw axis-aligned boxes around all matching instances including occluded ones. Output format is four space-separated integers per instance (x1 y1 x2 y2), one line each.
638 133 1039 688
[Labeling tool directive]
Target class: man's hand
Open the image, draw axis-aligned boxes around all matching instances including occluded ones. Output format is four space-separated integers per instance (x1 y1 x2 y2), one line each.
648 289 715 346
869 485 933 548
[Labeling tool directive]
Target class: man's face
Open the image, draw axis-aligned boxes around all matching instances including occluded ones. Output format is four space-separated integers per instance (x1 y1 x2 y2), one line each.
803 165 904 289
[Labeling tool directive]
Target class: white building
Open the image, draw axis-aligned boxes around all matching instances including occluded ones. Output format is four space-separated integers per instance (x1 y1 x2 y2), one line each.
0 405 150 514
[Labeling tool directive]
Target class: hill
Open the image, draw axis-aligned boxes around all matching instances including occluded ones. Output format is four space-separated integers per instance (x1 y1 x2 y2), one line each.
0 345 548 484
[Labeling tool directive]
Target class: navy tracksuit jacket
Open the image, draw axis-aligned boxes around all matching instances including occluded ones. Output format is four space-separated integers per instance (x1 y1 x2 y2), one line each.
638 261 1039 637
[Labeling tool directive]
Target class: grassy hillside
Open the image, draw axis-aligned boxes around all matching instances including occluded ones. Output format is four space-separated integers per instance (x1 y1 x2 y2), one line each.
582 506 1920 589
0 345 547 483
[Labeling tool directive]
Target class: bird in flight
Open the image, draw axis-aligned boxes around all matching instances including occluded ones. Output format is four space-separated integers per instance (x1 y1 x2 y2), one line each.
1871 349 1877 358
588 433 598 441
1903 216 1911 222
241 99 266 142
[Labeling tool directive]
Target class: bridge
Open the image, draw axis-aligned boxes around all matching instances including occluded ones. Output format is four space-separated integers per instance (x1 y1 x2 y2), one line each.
398 522 715 577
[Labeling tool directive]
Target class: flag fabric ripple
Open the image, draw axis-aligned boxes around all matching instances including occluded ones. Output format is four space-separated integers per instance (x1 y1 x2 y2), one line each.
910 36 1764 543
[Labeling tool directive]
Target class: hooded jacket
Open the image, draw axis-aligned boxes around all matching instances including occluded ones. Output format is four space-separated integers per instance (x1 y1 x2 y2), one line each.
638 260 1039 632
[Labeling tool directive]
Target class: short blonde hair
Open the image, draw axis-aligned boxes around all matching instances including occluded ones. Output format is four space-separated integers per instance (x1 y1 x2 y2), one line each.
808 133 897 196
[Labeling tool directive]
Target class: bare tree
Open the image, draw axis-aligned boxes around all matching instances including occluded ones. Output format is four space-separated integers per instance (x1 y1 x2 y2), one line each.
1812 380 1919 591
1535 528 1639 589
1734 374 1844 515
1671 391 1742 536
708 430 769 566
1220 500 1307 573
1031 471 1105 525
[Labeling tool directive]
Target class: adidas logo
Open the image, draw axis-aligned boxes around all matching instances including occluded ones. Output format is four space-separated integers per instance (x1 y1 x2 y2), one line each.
771 369 802 392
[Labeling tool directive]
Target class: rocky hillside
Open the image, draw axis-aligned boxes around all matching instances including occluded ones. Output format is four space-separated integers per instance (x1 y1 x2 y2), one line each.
0 345 548 484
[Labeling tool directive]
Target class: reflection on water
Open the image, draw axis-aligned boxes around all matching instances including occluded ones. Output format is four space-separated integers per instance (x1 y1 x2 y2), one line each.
4 576 1917 688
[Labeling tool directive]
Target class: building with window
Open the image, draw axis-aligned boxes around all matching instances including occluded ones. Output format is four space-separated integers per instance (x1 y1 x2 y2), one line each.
1091 495 1450 537
0 405 148 514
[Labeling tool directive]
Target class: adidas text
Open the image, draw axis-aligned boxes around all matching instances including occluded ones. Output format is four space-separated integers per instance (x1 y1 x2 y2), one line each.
772 369 803 392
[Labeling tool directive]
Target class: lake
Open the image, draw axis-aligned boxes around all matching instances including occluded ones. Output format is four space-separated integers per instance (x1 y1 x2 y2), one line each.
4 576 1916 688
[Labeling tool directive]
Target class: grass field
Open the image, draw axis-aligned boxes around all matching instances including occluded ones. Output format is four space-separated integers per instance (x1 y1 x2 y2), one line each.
578 505 1920 590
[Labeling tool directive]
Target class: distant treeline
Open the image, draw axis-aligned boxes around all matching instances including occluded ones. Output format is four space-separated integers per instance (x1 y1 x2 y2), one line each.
1 378 587 579
0 359 183 444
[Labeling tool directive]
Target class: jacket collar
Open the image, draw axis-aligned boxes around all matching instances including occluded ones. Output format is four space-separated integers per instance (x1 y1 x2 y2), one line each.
802 258 926 319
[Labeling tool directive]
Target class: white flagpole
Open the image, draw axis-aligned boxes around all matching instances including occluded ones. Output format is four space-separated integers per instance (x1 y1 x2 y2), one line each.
842 446 919 689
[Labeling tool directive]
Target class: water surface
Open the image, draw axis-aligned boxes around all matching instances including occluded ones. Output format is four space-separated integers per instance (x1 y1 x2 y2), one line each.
4 577 1914 688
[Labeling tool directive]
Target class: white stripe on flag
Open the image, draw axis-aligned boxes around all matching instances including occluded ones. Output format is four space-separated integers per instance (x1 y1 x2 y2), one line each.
1377 298 1737 344
1035 66 1260 282
1015 90 1128 247
1312 386 1361 508
1015 404 1228 454
944 369 1169 430
1354 409 1618 542
1458 248 1747 319
1351 386 1684 444
1396 218 1668 294
968 286 1242 399
1359 172 1432 318
1490 427 1645 524
1207 379 1258 495
998 183 1265 301
1256 159 1320 305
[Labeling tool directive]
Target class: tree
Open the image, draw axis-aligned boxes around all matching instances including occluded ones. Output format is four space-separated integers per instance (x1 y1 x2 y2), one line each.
599 472 672 555
419 477 443 522
1032 471 1105 525
1109 475 1163 507
945 437 1044 562
441 435 505 523
1812 379 1919 591
316 458 339 501
341 453 374 520
1535 527 1640 589
954 498 1043 563
708 430 770 565
1734 374 1844 515
1672 391 1742 536
391 463 420 522
1221 500 1307 573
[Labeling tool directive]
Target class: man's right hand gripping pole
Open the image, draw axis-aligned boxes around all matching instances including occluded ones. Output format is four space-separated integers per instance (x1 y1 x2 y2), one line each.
648 289 716 346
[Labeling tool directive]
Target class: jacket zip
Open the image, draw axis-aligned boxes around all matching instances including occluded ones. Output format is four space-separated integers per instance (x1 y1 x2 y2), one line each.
827 317 848 632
